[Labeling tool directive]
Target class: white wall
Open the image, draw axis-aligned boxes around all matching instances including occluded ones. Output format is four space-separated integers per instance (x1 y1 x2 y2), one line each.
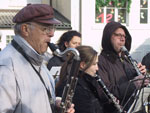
0 0 49 9
81 0 104 54
0 30 14 50
50 30 68 44
71 0 80 31
0 0 26 9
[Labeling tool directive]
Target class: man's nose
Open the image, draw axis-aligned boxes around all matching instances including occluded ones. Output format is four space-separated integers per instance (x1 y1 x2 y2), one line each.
47 31 54 37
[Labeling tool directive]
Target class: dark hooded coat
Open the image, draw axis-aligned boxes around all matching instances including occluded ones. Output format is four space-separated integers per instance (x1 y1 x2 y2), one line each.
97 21 138 112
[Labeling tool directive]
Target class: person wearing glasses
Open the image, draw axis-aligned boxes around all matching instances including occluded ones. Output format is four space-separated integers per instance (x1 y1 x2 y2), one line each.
97 21 150 112
0 4 74 113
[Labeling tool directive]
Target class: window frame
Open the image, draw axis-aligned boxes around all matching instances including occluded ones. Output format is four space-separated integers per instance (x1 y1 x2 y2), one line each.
6 35 13 45
95 3 129 25
140 0 150 24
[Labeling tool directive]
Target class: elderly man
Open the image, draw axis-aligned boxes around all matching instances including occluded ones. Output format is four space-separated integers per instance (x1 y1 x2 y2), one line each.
0 4 74 113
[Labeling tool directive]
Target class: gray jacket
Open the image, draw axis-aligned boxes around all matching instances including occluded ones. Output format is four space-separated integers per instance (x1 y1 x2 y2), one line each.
0 35 55 113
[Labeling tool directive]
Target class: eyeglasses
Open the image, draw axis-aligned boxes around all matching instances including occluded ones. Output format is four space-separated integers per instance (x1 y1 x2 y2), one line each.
41 25 55 34
26 22 55 34
113 33 126 39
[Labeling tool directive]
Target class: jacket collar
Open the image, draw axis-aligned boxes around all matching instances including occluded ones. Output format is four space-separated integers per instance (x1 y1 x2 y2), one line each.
13 35 44 66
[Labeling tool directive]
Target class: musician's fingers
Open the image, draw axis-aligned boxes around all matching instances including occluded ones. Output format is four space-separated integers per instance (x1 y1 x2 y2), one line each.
70 104 74 108
138 63 146 75
144 79 150 85
137 62 142 67
134 75 150 88
113 96 120 104
140 68 146 75
67 104 75 113
133 75 145 88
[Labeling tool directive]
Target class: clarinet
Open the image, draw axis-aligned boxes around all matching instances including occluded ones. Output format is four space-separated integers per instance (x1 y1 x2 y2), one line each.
94 74 124 113
121 46 149 113
121 46 150 78
48 43 80 113
121 46 142 76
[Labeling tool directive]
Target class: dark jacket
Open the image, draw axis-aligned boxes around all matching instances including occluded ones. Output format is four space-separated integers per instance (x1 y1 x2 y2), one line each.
98 21 138 112
98 52 137 111
142 52 150 72
47 55 66 70
73 71 104 113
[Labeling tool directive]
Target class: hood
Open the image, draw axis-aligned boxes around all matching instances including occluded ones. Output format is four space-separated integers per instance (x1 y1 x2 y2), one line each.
101 21 132 54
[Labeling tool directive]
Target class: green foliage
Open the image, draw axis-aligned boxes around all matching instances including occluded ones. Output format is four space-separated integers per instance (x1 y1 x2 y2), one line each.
96 0 132 13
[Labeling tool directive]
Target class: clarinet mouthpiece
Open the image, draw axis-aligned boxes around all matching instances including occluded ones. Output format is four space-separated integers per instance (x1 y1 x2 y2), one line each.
48 43 61 57
48 43 57 52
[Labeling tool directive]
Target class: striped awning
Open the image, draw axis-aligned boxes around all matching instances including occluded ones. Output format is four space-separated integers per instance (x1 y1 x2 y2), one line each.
0 9 71 29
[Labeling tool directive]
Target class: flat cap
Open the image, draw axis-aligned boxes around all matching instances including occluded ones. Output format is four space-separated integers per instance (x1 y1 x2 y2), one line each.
13 4 61 25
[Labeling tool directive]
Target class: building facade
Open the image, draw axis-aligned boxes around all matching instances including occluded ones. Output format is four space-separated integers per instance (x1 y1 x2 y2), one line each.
0 0 150 62
80 0 150 62
0 0 72 52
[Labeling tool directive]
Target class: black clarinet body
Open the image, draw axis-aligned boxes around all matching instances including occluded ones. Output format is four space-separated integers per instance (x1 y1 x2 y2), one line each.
121 46 150 78
94 74 124 113
121 46 142 76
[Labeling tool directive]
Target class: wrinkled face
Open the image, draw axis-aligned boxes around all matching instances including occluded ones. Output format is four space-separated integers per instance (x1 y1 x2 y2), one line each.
111 28 126 53
22 22 55 54
22 22 54 54
84 56 98 76
65 36 81 48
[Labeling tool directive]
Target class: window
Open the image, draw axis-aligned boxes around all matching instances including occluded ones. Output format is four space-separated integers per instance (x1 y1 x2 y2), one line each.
6 35 13 45
140 0 148 24
96 1 128 24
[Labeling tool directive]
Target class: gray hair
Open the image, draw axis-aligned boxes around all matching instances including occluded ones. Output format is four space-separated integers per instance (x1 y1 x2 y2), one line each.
13 23 22 35
13 23 34 35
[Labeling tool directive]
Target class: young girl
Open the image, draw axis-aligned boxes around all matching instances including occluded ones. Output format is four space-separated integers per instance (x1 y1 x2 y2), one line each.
56 45 104 113
72 45 103 113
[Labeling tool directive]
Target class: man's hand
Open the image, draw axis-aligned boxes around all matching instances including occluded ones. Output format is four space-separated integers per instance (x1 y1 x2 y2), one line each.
133 63 150 89
55 97 75 113
67 104 75 113
133 75 150 89
137 63 146 75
